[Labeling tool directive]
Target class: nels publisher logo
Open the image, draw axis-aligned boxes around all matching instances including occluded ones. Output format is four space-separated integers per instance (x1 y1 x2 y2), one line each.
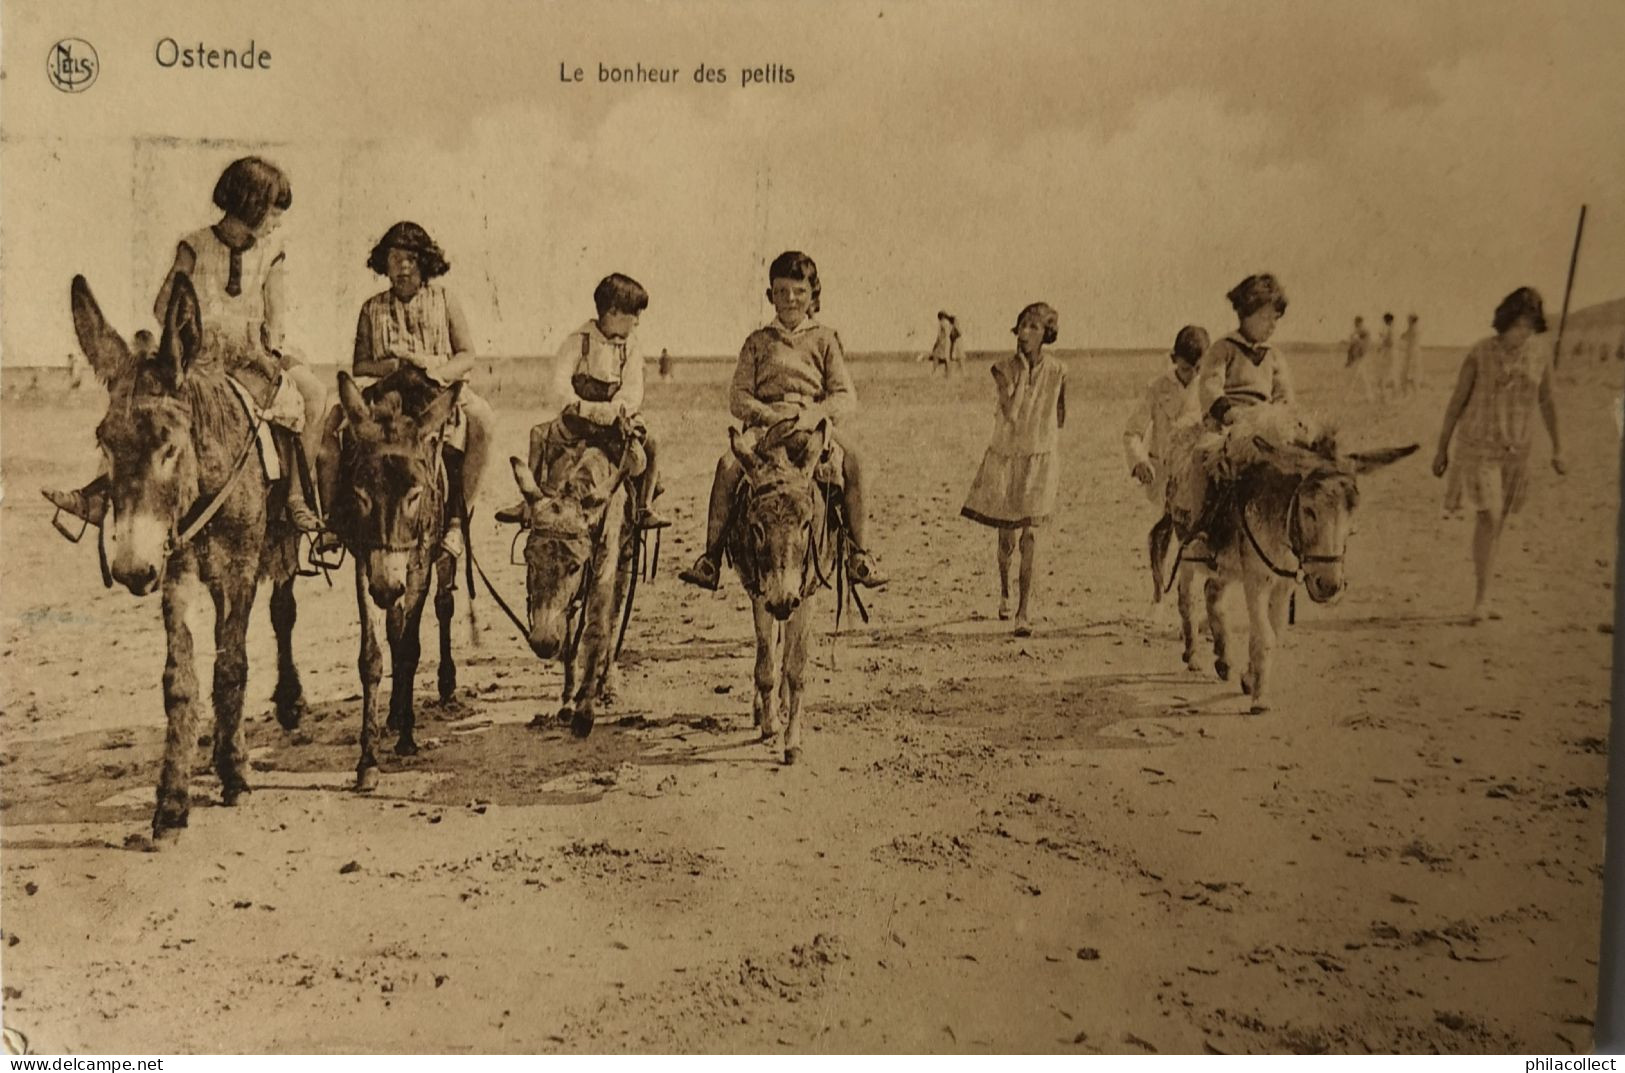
47 38 99 93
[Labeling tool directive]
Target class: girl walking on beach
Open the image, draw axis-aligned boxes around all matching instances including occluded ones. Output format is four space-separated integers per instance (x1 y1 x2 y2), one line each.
1433 287 1564 624
961 302 1066 637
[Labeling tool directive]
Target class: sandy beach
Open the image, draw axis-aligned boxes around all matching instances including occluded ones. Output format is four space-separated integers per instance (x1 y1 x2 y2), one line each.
0 348 1617 1053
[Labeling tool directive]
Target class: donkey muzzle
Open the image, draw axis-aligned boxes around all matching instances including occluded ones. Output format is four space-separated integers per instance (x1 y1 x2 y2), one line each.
107 507 171 596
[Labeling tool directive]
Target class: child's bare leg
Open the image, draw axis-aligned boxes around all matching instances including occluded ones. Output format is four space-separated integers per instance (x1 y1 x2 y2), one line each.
636 432 671 528
1471 508 1506 621
1014 527 1036 635
460 392 495 510
840 447 887 586
997 529 1016 619
679 454 742 589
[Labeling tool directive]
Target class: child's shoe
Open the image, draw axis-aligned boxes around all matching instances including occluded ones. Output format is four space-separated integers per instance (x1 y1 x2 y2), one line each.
635 505 672 530
43 482 108 527
494 501 527 525
679 553 721 591
847 548 888 588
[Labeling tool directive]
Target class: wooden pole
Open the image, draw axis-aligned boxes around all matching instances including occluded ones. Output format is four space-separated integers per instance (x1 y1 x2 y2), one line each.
1553 204 1588 366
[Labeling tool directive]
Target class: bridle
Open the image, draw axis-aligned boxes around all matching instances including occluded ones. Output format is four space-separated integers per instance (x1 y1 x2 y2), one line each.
95 387 268 590
1237 475 1350 586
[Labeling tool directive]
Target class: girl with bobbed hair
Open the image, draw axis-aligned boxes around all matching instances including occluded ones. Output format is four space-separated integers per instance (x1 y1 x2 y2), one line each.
1433 286 1564 623
45 155 324 535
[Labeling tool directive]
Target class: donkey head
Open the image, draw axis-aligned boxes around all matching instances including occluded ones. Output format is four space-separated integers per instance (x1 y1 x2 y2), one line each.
336 371 460 608
508 445 621 659
73 274 205 595
1254 434 1418 603
731 417 828 621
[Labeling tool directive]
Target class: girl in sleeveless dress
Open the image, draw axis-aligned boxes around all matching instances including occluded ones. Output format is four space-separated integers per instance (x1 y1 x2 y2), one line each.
1433 287 1565 623
45 156 323 533
961 302 1066 636
315 221 495 560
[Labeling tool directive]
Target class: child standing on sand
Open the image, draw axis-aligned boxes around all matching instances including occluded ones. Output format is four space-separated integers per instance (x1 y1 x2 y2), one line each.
1400 313 1422 393
961 302 1066 637
1126 325 1207 601
1433 287 1564 624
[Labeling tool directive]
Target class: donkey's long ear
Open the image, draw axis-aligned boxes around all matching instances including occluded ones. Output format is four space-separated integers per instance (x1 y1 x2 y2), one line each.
799 418 830 477
510 455 543 503
337 371 370 427
728 426 755 473
70 276 133 386
419 381 462 443
156 272 204 388
1348 443 1420 475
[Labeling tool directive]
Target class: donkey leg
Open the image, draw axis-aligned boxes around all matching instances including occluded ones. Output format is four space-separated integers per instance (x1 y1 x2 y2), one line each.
389 594 429 756
571 557 621 739
1178 568 1200 670
435 555 457 704
1206 577 1232 681
355 565 385 791
751 601 781 742
154 575 202 840
211 579 257 805
780 603 812 765
268 577 307 730
1241 577 1275 713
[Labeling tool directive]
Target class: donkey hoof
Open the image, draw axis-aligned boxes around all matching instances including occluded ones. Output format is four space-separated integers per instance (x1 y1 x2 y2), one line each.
394 735 418 757
1249 701 1271 715
783 746 802 766
571 712 595 739
220 780 252 807
556 707 574 726
438 680 456 705
527 713 552 729
355 766 380 793
1240 671 1257 697
274 695 307 731
1214 659 1230 681
150 825 184 847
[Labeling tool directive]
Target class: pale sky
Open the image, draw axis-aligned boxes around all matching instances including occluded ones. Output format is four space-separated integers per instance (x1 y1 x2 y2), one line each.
3 0 1623 364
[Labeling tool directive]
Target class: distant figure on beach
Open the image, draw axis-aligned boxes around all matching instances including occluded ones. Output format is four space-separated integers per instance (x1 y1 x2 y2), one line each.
929 311 962 377
1378 312 1398 397
1346 315 1373 401
658 347 673 380
131 329 157 361
1432 286 1564 624
1399 314 1422 392
65 349 85 390
961 302 1065 637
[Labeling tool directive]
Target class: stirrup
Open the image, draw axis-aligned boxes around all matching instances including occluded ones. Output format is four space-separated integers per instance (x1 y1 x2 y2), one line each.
307 531 346 572
50 506 91 544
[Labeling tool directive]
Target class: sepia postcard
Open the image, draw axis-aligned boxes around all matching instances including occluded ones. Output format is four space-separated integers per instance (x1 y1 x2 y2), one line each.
2 0 1624 1056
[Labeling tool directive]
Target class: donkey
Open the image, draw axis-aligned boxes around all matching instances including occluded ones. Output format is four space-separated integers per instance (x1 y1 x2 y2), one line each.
725 417 845 765
69 274 308 841
1202 434 1417 713
330 369 463 790
506 426 636 739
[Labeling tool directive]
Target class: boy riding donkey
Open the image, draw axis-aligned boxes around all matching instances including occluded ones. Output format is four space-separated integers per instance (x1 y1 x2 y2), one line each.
678 250 887 592
496 272 670 531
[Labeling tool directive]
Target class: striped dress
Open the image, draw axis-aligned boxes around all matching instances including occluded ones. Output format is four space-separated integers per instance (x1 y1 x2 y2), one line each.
1444 333 1552 516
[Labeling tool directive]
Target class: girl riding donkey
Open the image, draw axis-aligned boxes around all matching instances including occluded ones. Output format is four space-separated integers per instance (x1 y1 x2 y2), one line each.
316 221 495 561
679 250 887 591
45 157 325 537
496 272 669 531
